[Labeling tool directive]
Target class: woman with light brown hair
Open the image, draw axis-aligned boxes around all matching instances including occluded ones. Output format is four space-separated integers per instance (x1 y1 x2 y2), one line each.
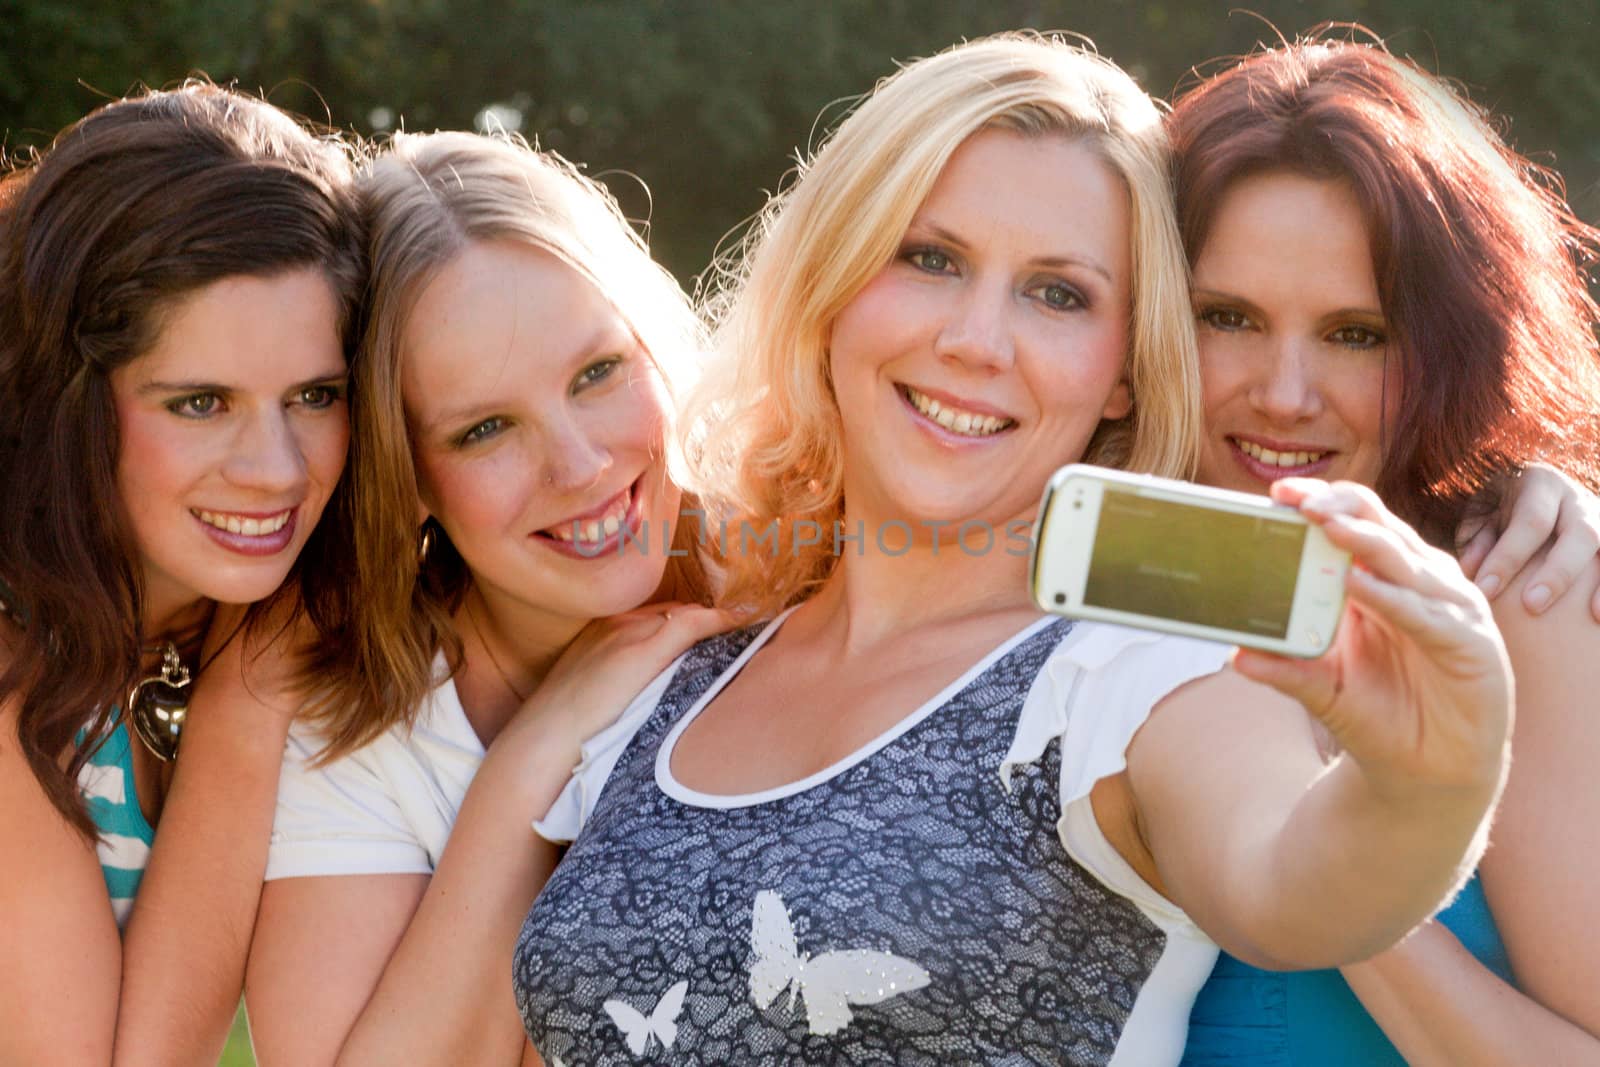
243 131 726 1066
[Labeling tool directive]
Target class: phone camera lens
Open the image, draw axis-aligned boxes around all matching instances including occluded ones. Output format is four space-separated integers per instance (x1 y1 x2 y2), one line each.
1053 592 1066 605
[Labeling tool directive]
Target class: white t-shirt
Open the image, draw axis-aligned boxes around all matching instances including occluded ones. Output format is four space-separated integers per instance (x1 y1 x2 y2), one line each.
265 664 486 880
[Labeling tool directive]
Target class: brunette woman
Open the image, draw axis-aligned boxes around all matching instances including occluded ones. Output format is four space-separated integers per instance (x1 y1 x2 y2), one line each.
0 85 362 1064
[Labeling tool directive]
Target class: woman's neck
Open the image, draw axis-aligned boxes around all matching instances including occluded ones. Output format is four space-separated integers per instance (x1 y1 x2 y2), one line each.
453 584 588 744
140 593 213 660
796 503 1039 656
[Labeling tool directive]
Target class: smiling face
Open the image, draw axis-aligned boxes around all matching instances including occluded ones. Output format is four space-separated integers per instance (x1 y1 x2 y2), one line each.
826 128 1132 534
1191 171 1401 493
401 239 679 628
111 268 349 629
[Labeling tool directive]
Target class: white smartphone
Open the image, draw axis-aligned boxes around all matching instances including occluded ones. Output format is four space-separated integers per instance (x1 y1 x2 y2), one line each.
1029 464 1352 657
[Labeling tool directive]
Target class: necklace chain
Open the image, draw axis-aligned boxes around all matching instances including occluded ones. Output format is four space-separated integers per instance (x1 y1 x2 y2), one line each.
466 593 530 705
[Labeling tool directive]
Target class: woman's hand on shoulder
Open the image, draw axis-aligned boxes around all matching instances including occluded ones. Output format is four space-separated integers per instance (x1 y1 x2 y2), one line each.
1456 462 1600 622
523 603 736 751
1237 478 1511 801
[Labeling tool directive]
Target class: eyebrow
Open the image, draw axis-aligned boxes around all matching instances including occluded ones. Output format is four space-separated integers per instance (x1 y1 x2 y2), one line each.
1190 288 1263 315
421 322 635 433
138 368 349 396
1191 287 1385 323
913 222 1115 284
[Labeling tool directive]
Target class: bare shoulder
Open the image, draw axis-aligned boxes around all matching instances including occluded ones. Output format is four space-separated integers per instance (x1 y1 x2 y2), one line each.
1495 552 1600 652
0 666 123 1061
1478 549 1600 1032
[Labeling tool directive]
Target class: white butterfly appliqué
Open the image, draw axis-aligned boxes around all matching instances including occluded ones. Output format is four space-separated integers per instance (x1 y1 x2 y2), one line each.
747 889 930 1036
603 979 689 1057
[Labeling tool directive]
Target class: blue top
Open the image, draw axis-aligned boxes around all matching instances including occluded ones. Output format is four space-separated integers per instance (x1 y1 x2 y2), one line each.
77 716 155 929
1182 872 1514 1065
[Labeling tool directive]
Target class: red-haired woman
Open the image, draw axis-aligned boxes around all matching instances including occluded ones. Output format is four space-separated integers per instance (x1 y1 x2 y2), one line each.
1170 37 1600 1064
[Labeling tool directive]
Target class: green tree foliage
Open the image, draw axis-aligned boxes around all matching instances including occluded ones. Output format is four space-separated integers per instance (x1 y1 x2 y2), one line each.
3 0 1597 283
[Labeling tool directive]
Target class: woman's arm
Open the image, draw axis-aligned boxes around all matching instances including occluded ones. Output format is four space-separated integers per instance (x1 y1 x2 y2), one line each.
1318 553 1600 1065
1338 920 1599 1066
246 872 436 1065
1125 480 1510 970
113 606 308 1066
246 604 729 1067
0 695 123 1064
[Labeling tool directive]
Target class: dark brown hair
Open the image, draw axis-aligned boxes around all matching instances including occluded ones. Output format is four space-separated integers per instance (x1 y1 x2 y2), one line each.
1170 35 1600 538
0 84 364 833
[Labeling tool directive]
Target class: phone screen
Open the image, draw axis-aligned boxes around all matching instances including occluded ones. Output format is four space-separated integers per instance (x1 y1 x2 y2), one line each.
1083 487 1307 638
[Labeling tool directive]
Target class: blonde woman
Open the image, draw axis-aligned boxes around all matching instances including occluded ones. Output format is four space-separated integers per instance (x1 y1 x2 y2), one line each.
513 34 1510 1064
243 133 725 1065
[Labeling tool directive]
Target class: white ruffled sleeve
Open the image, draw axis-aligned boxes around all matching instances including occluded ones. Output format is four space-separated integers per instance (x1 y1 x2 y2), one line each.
1000 621 1232 933
531 659 682 844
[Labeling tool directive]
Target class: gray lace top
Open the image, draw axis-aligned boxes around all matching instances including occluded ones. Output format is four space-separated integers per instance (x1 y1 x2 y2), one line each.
516 615 1229 1065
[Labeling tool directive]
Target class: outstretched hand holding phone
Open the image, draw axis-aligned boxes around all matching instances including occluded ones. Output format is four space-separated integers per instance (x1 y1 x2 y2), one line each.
1235 478 1513 800
1064 471 1514 971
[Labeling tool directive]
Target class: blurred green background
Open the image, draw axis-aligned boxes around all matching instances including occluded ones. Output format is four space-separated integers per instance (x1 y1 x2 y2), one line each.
3 0 1598 290
2 2 1594 1064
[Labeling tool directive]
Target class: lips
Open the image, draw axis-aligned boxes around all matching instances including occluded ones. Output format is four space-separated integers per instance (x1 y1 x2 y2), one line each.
1232 438 1328 468
1227 436 1336 483
192 508 292 536
190 507 298 556
533 478 642 558
899 384 1017 438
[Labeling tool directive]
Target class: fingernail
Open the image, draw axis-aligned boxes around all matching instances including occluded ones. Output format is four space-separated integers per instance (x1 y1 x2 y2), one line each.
1526 584 1551 612
1476 574 1501 598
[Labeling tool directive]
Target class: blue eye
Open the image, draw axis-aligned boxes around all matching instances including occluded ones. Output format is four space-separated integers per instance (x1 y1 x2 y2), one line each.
166 392 222 418
458 416 505 446
1032 281 1086 311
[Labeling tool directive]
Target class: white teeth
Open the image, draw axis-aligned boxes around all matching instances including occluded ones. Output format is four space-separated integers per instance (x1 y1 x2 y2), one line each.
1237 440 1326 467
545 488 632 544
903 386 1013 438
195 509 291 535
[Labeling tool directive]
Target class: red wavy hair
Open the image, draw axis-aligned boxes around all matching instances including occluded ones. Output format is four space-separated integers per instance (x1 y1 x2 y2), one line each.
1170 36 1600 538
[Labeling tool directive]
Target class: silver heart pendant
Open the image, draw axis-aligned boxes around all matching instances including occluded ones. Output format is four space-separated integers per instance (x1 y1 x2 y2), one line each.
126 643 192 762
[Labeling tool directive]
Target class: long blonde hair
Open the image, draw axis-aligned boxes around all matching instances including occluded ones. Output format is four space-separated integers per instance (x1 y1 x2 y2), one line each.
682 32 1201 617
304 131 704 755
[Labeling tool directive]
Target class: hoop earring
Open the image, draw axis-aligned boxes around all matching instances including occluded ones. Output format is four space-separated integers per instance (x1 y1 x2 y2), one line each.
417 522 436 566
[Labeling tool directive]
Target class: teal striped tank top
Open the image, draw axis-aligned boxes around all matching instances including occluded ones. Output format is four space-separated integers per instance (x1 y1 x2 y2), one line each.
77 716 155 929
